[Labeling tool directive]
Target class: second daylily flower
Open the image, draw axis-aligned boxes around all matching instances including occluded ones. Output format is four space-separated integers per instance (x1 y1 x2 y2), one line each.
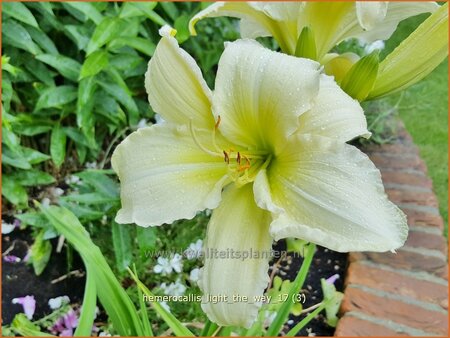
112 26 407 328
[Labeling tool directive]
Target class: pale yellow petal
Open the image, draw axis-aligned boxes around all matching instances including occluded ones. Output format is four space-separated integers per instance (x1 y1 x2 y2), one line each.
265 134 408 252
199 183 273 328
145 28 214 129
112 124 228 226
298 74 370 142
213 39 320 153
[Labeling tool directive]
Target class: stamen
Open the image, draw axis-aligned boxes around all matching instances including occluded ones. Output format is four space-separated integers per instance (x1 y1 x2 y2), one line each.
236 152 241 164
223 150 230 164
215 115 221 129
189 119 222 158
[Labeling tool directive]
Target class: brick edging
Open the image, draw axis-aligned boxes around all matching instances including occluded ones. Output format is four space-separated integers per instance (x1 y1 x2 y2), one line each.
335 122 448 336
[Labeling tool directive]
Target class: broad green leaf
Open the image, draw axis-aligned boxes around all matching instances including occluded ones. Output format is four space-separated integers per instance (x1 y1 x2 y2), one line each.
58 201 104 221
2 175 28 206
30 230 52 275
76 170 119 197
112 222 133 272
295 26 317 60
64 25 90 51
86 17 124 55
26 26 59 55
11 170 55 186
137 227 157 256
39 205 146 336
2 20 42 55
79 50 108 80
368 3 449 99
174 14 191 44
119 2 158 19
160 2 179 21
77 77 97 148
16 212 49 228
64 2 103 25
97 80 139 125
63 127 91 147
22 147 51 164
3 2 39 28
50 124 67 168
2 148 30 169
24 58 55 86
35 54 81 82
108 37 155 57
341 51 379 102
35 85 78 110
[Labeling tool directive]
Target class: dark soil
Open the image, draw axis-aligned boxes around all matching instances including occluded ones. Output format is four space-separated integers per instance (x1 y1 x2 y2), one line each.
2 225 85 325
271 241 348 336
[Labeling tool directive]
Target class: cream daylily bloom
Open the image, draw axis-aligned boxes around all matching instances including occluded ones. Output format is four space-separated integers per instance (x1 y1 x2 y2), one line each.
112 27 407 328
189 1 438 60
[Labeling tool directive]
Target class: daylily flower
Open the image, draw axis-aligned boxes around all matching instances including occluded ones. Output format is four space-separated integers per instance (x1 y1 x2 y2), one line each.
190 1 438 60
112 27 407 328
12 295 36 320
190 1 444 101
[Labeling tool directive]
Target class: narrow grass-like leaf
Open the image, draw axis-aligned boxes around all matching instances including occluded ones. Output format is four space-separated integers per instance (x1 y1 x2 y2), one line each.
39 205 146 336
133 265 154 336
127 268 195 337
74 266 97 336
11 170 56 186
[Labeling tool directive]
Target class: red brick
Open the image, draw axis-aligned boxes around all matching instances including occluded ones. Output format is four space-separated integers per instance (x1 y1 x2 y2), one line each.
349 251 447 279
380 171 433 189
386 189 439 208
369 153 427 172
364 143 419 156
402 208 444 229
340 287 448 335
335 315 406 336
406 230 448 254
346 262 448 307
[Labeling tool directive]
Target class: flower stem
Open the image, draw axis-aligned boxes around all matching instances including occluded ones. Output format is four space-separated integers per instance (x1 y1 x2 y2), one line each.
266 243 316 336
285 301 328 337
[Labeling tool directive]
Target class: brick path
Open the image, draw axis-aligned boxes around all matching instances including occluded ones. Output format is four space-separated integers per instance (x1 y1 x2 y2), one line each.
335 122 448 336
